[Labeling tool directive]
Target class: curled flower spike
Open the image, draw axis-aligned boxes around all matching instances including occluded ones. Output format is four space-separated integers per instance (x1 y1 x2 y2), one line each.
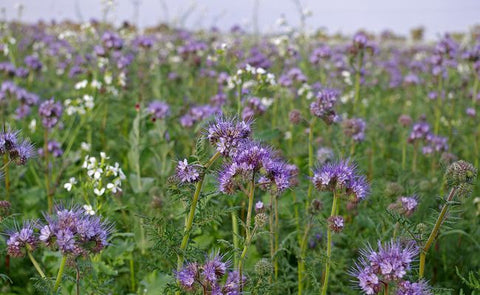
207 116 252 157
309 88 340 124
351 240 421 294
6 221 39 257
39 204 113 257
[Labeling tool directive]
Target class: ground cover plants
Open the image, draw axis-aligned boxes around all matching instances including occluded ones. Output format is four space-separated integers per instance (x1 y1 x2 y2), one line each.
0 16 480 294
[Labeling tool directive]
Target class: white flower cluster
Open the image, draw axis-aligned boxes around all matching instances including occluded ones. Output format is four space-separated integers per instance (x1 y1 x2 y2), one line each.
64 152 126 197
297 83 314 100
226 64 276 90
64 95 94 115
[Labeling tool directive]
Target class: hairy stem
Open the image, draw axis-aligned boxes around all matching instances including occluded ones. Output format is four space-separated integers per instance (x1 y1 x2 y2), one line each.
177 152 221 271
54 256 67 292
239 177 255 291
27 250 46 279
321 191 339 295
419 187 457 278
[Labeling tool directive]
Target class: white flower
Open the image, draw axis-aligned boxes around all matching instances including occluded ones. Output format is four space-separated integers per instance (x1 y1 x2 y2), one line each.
83 204 95 215
91 80 102 89
75 80 88 90
29 119 36 133
63 177 77 191
100 152 109 160
81 142 91 152
88 168 103 180
107 182 121 193
94 187 105 196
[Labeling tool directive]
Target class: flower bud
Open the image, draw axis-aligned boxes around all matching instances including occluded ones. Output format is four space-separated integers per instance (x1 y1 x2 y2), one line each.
445 160 477 189
255 213 268 228
255 258 273 277
327 215 344 233
255 201 265 213
309 199 323 215
289 109 302 124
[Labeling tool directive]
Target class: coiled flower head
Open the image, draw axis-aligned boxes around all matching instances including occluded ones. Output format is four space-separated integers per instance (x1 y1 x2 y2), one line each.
6 221 39 257
207 116 252 157
39 98 63 129
445 160 477 189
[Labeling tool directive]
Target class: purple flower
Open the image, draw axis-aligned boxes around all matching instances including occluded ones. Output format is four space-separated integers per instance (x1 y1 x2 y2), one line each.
396 280 432 295
39 205 112 256
408 122 430 143
38 140 63 158
177 262 199 290
101 31 124 50
352 240 420 294
176 159 201 183
343 118 367 142
222 271 246 295
6 222 39 257
207 117 251 157
310 88 340 124
39 98 63 129
147 100 170 121
202 252 229 284
327 215 344 233
242 97 266 121
400 196 418 215
24 55 43 71
313 159 370 200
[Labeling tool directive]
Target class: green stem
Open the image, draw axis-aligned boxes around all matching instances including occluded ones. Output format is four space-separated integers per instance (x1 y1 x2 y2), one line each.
353 52 363 114
298 222 312 295
3 154 10 201
231 204 240 268
177 152 221 271
239 177 256 291
321 191 339 295
27 251 46 279
54 256 67 292
274 195 279 280
130 255 136 292
44 128 52 214
434 76 443 135
419 187 457 278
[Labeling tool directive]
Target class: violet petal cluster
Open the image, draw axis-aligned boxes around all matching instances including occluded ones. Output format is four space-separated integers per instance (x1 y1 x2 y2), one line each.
310 88 340 124
177 252 245 294
39 205 112 257
352 240 428 294
312 159 369 201
0 128 34 165
38 98 63 129
207 116 252 157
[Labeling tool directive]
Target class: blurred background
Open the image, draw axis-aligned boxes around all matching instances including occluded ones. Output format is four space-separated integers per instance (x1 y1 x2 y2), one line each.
0 0 479 39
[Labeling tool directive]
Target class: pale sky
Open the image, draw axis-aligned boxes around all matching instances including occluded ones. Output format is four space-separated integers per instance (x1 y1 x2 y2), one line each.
1 0 479 39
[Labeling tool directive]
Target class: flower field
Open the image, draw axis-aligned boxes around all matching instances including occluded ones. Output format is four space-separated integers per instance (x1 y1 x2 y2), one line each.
0 18 480 294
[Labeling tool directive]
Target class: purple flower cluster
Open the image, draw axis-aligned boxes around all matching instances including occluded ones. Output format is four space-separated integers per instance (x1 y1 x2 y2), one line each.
343 118 367 142
38 205 112 257
312 160 369 201
242 97 266 121
180 105 221 128
6 205 112 259
101 31 124 51
0 128 34 165
0 81 39 119
38 140 63 158
177 252 245 294
408 121 430 143
0 62 30 77
422 134 448 155
207 117 252 157
218 140 297 195
408 121 448 155
352 240 429 294
388 195 419 217
327 215 344 233
147 100 170 121
6 222 38 257
310 88 340 124
24 55 43 71
175 159 201 184
38 98 63 129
